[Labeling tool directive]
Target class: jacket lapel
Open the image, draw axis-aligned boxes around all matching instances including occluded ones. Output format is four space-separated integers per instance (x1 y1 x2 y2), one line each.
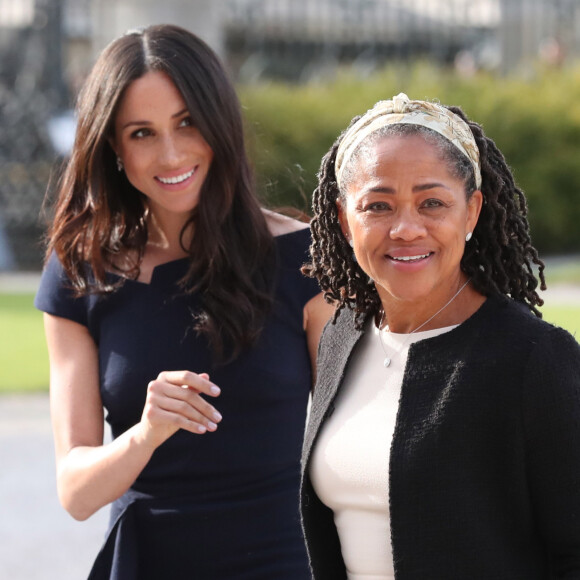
302 307 366 463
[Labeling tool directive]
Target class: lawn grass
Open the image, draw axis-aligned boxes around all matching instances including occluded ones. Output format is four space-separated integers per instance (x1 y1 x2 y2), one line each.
541 304 580 338
0 293 49 393
0 289 578 394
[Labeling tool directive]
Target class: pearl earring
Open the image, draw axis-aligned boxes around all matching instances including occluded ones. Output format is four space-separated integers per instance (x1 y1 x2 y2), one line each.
347 239 357 262
465 232 472 242
116 156 124 172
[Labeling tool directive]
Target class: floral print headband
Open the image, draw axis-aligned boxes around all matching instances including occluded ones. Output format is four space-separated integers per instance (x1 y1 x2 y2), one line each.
335 93 482 190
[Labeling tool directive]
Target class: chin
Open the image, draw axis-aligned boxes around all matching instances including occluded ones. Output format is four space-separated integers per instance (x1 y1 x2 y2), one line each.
377 280 432 303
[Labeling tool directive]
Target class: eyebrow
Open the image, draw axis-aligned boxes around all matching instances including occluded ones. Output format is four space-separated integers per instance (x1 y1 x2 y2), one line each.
364 182 449 194
120 108 190 130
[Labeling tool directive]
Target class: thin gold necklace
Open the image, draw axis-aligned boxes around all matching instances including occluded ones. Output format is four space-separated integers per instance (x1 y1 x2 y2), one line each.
378 278 471 368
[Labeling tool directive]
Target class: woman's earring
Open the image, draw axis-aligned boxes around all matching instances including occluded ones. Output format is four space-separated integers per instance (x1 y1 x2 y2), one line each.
116 156 124 172
465 232 472 242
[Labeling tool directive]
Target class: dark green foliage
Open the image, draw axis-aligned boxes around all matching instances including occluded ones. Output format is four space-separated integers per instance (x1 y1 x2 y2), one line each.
240 63 580 254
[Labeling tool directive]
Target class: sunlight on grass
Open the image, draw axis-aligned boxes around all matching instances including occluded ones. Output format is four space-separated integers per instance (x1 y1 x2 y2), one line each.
0 293 49 392
541 304 580 339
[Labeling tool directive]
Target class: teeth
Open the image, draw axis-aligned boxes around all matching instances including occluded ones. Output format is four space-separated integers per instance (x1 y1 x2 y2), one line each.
392 253 430 262
158 169 195 184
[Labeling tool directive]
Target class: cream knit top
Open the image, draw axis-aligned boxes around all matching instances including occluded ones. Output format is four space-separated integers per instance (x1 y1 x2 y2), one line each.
310 320 456 579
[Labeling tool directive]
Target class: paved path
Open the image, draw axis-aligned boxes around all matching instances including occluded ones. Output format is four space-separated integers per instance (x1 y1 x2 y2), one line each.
0 394 109 579
541 283 580 305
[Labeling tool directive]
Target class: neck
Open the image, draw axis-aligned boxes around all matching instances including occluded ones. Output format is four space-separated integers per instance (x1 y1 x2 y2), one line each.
379 276 483 334
146 211 193 260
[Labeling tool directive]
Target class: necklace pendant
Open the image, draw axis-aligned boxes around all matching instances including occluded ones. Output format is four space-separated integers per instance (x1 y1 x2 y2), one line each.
384 357 391 368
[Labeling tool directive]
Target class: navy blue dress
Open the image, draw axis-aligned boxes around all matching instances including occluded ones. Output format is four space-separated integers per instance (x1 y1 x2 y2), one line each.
35 229 319 580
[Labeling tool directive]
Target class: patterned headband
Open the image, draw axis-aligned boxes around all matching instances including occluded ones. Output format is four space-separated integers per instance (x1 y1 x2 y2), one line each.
335 93 482 190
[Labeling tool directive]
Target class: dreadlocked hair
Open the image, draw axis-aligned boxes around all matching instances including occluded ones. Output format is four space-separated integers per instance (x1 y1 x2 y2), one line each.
303 106 546 329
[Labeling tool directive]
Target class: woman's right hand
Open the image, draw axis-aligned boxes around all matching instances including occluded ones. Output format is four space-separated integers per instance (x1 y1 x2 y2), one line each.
138 370 222 449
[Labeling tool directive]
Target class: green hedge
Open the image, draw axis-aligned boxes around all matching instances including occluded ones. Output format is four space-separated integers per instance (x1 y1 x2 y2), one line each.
239 63 580 254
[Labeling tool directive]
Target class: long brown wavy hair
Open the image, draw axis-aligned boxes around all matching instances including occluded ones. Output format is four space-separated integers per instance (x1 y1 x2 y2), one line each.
44 24 275 362
303 106 546 328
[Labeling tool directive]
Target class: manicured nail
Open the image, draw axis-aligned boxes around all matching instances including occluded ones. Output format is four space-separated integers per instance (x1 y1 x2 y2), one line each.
198 425 207 433
213 411 222 422
210 385 221 395
207 421 218 430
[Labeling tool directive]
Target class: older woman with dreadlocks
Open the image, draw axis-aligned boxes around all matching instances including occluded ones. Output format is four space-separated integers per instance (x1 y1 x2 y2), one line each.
300 93 580 579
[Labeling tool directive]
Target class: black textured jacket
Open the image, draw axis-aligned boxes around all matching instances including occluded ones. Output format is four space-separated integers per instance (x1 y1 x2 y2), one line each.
301 295 580 579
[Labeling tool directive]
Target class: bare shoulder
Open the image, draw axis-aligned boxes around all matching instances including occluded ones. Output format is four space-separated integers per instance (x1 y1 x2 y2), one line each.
262 208 310 237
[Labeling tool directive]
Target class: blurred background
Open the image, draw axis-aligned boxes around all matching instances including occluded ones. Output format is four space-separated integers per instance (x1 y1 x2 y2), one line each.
1 1 579 578
2 0 580 271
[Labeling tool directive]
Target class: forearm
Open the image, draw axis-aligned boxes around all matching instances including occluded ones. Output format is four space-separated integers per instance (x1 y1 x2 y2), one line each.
55 369 222 520
56 423 155 521
44 314 222 520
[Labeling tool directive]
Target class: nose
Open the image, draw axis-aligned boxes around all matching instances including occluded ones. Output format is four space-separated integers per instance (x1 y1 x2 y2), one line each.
158 134 186 167
389 208 427 241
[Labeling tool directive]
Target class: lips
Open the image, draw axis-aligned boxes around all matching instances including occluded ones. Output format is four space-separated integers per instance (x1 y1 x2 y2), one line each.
156 168 195 185
388 251 433 263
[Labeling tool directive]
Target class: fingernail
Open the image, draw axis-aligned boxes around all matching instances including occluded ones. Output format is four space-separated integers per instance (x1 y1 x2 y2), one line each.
210 385 221 395
207 421 218 430
198 425 207 433
213 411 222 422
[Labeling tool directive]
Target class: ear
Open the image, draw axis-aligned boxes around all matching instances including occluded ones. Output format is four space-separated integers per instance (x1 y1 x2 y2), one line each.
336 197 352 244
466 190 483 235
107 135 118 156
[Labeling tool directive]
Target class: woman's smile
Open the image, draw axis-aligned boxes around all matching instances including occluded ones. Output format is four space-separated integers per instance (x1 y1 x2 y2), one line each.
155 167 196 186
389 253 430 262
386 248 434 263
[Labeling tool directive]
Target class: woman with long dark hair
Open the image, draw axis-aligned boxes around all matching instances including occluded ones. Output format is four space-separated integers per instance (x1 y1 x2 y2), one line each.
35 24 332 579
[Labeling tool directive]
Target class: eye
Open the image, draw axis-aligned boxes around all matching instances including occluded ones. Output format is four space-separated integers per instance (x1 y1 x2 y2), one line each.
364 201 392 212
130 128 151 139
179 116 194 128
422 198 446 209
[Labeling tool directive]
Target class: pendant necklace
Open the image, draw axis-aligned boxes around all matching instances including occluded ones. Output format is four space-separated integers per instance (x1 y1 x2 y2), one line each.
378 278 471 368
